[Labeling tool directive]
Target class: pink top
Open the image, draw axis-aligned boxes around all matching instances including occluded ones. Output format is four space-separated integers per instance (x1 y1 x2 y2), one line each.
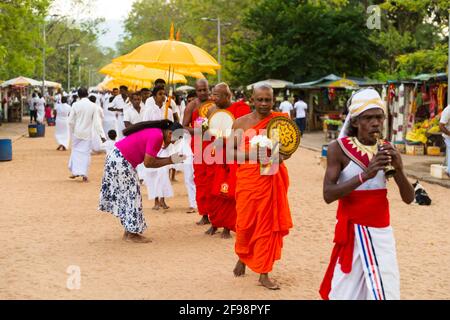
115 128 163 168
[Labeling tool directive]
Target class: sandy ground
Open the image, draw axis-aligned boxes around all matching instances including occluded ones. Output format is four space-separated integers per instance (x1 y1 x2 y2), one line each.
0 126 449 300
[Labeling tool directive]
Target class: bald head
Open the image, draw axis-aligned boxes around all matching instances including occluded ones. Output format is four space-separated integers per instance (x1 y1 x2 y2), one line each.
195 78 210 102
214 82 232 98
251 83 273 116
212 82 232 109
252 83 273 96
195 78 209 88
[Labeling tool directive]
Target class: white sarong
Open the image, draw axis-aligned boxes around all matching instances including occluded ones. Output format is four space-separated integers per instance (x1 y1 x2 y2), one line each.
68 137 92 176
55 116 70 148
329 225 400 300
144 147 173 199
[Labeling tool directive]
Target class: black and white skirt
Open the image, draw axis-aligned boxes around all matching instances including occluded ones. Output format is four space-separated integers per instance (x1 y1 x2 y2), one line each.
99 147 147 234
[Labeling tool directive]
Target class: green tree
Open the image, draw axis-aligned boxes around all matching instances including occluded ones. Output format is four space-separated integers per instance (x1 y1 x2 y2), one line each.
0 0 50 79
118 0 254 84
227 0 379 85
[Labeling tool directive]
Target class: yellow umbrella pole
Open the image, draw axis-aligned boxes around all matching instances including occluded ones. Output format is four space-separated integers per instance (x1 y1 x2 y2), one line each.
164 65 172 119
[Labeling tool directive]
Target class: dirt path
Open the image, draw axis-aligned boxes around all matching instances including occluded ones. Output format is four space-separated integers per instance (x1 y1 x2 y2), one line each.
0 126 449 299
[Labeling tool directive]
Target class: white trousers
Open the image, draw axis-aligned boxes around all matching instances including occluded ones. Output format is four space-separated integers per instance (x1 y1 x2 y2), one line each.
183 162 197 209
329 225 400 300
444 137 450 174
68 138 91 177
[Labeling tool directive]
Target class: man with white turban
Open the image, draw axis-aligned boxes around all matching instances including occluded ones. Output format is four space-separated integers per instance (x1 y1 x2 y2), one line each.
319 88 414 300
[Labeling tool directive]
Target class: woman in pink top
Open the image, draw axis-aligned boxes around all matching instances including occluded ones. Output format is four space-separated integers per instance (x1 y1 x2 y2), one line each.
99 120 186 243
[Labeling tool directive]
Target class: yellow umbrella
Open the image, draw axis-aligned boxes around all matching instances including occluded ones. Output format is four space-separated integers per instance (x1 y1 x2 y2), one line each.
99 63 194 83
100 77 154 91
112 25 220 74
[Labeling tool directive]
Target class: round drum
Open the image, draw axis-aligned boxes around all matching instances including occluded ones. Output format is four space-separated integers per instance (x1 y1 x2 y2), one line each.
266 116 301 156
208 109 235 138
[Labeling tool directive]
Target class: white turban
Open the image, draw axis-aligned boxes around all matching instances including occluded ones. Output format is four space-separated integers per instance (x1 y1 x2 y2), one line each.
338 88 386 139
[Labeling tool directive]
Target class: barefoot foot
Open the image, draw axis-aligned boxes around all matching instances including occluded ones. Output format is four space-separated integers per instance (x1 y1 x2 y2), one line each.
205 226 218 235
259 274 280 290
196 215 210 225
221 228 232 239
233 260 246 277
125 233 152 243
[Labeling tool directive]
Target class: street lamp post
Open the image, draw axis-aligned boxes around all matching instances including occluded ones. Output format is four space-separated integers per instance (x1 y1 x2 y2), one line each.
42 14 60 96
201 17 231 83
67 43 80 92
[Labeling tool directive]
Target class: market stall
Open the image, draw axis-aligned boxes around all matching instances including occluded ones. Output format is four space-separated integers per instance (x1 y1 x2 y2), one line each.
0 76 62 122
386 73 448 155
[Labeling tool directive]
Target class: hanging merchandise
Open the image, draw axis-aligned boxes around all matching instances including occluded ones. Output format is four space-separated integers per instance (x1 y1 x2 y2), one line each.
407 84 417 133
429 85 438 119
421 83 429 102
437 84 447 113
328 87 336 101
388 83 396 103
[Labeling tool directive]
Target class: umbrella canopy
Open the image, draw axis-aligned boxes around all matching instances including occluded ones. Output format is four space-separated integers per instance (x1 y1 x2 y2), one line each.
113 25 220 74
99 63 191 83
175 85 195 92
246 79 294 91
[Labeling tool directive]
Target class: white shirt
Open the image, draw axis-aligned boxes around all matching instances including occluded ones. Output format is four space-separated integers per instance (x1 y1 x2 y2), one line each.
145 96 177 115
34 97 45 111
124 106 145 125
111 94 130 111
294 100 308 119
102 94 116 121
279 101 293 115
440 105 450 139
143 97 174 121
110 94 130 120
55 103 71 119
54 93 62 104
68 97 106 141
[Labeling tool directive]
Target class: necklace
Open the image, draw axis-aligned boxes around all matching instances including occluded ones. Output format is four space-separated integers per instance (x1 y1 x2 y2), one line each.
349 137 378 159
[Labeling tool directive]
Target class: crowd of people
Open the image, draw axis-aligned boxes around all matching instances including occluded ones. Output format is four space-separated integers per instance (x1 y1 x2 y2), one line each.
30 78 417 299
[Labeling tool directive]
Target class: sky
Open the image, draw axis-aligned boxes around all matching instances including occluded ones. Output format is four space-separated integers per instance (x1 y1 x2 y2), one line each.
50 0 137 49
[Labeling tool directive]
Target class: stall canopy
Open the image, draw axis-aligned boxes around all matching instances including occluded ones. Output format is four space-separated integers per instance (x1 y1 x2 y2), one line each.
412 72 447 82
0 76 61 88
246 79 294 90
287 74 383 89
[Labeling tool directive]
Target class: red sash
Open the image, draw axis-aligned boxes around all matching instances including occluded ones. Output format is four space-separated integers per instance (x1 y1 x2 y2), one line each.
319 189 390 300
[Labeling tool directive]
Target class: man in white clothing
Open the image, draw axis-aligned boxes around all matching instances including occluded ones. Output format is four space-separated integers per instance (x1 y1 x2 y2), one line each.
279 96 294 119
439 104 450 177
124 92 145 128
144 79 178 122
68 87 106 182
294 95 308 135
109 85 129 139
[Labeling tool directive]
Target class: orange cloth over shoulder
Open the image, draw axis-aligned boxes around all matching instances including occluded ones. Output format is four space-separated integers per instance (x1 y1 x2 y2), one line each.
234 112 293 274
208 101 252 231
192 107 214 216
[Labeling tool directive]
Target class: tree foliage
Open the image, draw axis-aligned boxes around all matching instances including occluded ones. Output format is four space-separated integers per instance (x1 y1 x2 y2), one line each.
0 0 114 90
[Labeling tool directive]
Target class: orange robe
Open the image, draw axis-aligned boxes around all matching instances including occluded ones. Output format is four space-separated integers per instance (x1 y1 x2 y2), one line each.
235 112 293 274
192 107 214 216
208 102 252 231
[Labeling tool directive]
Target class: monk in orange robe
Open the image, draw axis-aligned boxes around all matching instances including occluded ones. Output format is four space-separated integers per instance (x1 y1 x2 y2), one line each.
231 84 293 290
183 79 214 225
205 83 251 238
